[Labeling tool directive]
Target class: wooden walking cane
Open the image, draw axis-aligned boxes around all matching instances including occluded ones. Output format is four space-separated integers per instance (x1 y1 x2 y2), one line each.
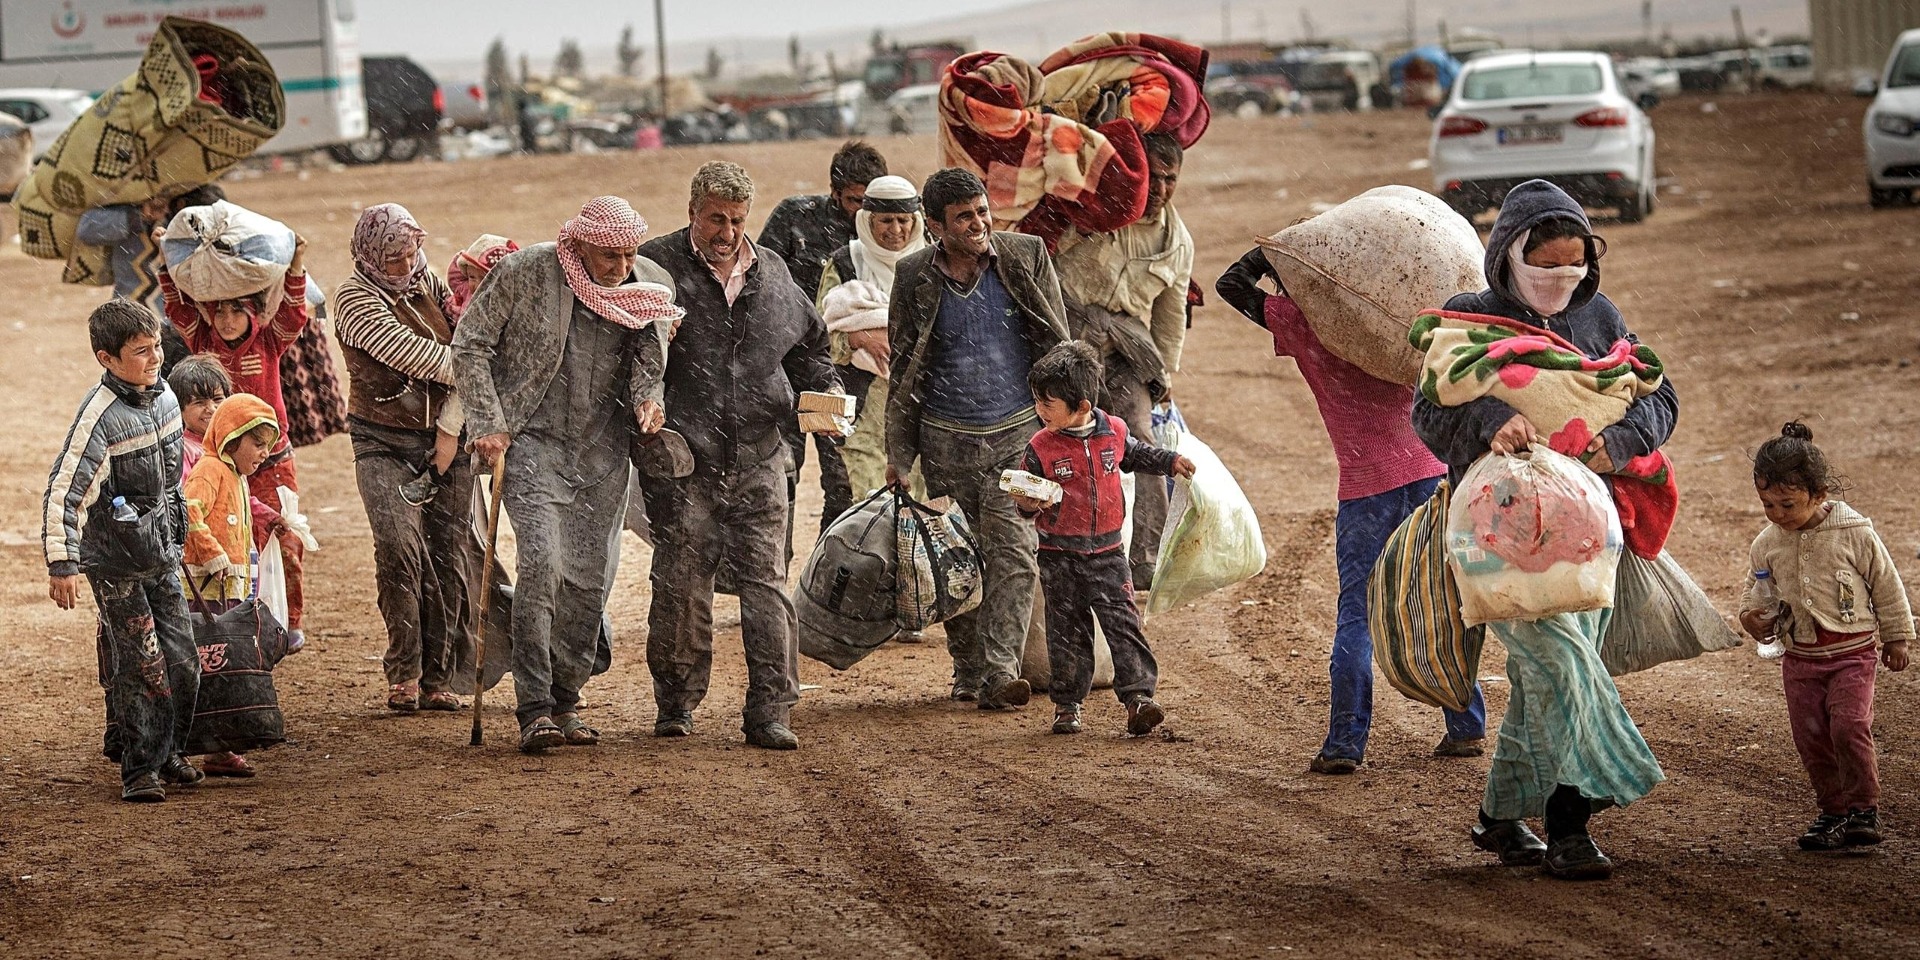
469 450 507 746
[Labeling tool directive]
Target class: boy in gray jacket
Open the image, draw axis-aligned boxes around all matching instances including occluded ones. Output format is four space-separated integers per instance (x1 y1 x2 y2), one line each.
44 300 202 802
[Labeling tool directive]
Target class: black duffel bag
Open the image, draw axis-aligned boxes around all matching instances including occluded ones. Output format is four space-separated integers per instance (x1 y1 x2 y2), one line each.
183 576 290 755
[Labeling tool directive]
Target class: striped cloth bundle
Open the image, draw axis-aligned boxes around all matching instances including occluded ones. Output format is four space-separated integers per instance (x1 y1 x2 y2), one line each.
1368 480 1484 712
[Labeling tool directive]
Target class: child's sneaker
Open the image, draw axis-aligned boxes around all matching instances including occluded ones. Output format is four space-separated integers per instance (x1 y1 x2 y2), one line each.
1798 813 1849 850
284 629 305 655
399 469 439 507
1125 695 1165 736
1844 809 1883 847
1052 704 1083 734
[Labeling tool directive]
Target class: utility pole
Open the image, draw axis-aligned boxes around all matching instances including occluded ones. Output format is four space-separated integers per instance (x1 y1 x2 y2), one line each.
1641 1 1654 48
654 0 668 118
1405 0 1417 48
1730 4 1755 90
1221 2 1231 44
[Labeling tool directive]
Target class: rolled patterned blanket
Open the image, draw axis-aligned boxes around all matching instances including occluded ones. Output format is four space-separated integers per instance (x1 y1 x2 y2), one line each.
12 16 283 285
1412 309 1677 557
937 33 1209 249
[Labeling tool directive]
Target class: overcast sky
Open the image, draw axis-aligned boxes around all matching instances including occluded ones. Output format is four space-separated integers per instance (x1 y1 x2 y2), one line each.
356 0 1014 64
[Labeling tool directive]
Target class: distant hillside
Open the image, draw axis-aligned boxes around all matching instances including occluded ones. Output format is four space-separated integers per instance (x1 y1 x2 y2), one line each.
419 0 1808 84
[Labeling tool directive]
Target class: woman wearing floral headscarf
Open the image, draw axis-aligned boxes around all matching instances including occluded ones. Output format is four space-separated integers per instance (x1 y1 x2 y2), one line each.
333 203 479 713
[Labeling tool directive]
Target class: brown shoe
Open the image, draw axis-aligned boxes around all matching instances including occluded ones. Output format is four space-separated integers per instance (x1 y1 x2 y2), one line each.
978 675 1031 710
1125 695 1165 736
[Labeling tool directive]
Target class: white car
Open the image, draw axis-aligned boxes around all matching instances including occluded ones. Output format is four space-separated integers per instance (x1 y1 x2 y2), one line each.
0 88 94 161
1430 51 1657 223
1866 29 1920 208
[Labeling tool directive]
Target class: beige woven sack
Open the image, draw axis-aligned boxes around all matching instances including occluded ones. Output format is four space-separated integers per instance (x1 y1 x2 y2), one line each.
1258 185 1484 386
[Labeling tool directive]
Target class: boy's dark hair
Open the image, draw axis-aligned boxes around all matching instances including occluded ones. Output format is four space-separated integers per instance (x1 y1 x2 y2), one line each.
922 167 987 225
1522 216 1608 262
89 298 161 357
829 140 888 190
1028 340 1104 412
167 353 233 405
1754 421 1841 495
167 183 227 218
1142 133 1184 168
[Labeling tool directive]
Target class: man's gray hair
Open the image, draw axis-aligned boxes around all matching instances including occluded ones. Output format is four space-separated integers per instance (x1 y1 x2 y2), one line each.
690 160 754 207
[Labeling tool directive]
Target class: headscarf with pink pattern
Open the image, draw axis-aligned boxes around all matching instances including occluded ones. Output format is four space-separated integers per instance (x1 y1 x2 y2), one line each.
446 234 519 320
556 196 684 331
350 203 430 296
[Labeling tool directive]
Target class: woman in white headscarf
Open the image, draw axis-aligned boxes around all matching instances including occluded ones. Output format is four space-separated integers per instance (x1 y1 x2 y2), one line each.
814 174 927 499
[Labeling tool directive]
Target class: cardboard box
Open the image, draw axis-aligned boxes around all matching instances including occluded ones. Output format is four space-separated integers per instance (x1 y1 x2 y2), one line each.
998 469 1063 505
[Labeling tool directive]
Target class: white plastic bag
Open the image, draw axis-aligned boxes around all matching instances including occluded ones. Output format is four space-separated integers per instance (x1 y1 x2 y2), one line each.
275 486 319 552
162 200 296 315
1146 426 1266 614
255 542 289 630
1258 185 1485 385
1446 447 1621 626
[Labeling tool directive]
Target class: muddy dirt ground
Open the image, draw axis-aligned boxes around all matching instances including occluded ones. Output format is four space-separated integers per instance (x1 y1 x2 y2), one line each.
1 92 1916 959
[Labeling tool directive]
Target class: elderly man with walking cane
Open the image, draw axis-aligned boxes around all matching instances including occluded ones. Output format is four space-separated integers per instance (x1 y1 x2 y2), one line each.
452 196 683 754
638 161 842 751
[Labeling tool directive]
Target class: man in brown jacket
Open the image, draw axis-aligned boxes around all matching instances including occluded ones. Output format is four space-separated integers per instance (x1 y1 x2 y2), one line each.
886 168 1068 709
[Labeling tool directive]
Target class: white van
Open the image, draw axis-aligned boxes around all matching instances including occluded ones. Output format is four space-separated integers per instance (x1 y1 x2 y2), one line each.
0 0 364 154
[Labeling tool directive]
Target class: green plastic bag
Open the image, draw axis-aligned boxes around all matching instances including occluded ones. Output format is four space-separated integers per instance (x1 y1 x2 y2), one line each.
1146 427 1265 614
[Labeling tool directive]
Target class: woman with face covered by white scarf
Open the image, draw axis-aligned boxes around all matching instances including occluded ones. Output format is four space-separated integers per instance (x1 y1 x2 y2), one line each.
1410 178 1678 882
815 174 929 498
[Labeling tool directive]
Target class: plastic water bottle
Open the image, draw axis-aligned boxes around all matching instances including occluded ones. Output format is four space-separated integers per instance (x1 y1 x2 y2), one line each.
1753 570 1785 660
110 496 138 522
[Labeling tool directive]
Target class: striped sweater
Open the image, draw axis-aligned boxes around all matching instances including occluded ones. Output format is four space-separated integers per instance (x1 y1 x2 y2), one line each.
333 270 464 432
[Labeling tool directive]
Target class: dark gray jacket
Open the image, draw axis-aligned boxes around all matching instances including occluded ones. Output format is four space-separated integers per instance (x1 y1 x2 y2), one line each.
1411 179 1679 482
43 373 186 578
638 229 839 475
451 242 674 441
885 231 1069 471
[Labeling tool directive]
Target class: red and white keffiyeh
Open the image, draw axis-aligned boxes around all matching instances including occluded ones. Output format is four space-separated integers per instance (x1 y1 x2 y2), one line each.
557 196 684 330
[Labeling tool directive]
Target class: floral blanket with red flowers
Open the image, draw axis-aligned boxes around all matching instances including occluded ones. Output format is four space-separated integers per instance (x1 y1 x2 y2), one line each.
1411 308 1676 558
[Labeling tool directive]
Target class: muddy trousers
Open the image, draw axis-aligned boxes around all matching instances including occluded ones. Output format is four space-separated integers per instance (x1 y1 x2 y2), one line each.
351 421 476 692
1038 550 1158 707
1783 648 1880 815
1324 477 1486 762
1098 364 1168 590
92 571 200 788
501 441 629 729
644 458 801 729
919 419 1039 690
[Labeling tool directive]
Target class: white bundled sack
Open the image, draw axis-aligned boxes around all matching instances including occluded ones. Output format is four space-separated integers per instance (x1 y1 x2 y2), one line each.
1146 425 1266 615
162 200 297 315
1257 185 1484 386
1446 447 1622 626
255 542 288 629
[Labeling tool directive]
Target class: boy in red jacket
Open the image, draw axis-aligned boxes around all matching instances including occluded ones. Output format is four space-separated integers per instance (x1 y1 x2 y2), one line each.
1011 341 1193 735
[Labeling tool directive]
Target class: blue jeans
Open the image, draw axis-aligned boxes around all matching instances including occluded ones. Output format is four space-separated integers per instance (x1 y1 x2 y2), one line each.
1322 476 1486 761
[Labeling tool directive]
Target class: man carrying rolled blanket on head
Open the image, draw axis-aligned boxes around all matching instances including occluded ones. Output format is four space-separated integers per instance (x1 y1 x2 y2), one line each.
453 196 683 754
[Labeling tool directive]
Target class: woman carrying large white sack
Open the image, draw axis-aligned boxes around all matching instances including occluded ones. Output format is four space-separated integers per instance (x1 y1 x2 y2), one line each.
814 174 927 500
1411 179 1674 882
